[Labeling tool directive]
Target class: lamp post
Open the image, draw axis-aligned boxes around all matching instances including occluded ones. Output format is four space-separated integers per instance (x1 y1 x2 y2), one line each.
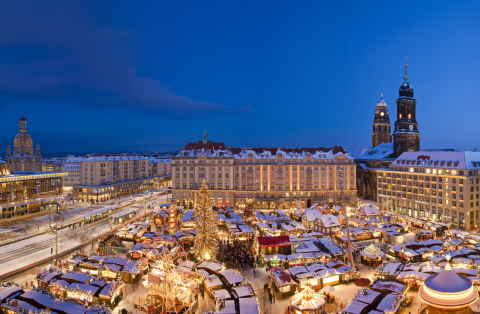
337 161 355 268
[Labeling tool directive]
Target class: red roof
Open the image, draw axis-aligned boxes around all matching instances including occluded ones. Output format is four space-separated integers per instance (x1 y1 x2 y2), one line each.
258 236 291 247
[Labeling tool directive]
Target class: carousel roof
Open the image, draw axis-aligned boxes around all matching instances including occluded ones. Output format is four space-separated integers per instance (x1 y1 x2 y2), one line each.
419 259 478 309
290 286 326 311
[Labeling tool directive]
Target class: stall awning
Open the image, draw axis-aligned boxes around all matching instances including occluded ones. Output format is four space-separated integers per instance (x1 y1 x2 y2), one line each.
258 236 291 247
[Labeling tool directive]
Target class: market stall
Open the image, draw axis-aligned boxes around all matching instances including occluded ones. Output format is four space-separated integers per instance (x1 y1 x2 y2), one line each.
360 245 384 267
269 269 297 298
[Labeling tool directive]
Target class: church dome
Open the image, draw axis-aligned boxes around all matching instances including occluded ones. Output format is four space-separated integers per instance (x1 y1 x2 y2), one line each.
399 82 414 98
418 260 478 310
14 133 33 149
20 114 26 121
376 95 387 108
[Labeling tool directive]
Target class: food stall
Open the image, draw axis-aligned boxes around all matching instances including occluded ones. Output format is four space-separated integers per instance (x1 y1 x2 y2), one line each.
269 269 297 298
416 229 436 241
266 254 286 267
360 244 384 267
296 272 322 290
218 269 246 288
98 280 124 308
65 253 88 271
397 271 430 289
376 292 406 313
317 269 341 288
204 274 224 298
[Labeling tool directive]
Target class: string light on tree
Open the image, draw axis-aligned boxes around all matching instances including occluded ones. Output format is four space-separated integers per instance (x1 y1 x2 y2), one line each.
193 180 219 261
168 198 178 233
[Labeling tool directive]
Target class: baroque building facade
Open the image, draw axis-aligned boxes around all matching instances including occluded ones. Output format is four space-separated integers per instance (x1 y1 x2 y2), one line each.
172 131 356 209
6 113 42 172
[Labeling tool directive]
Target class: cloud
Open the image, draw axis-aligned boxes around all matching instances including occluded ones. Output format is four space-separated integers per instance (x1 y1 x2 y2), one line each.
0 2 250 118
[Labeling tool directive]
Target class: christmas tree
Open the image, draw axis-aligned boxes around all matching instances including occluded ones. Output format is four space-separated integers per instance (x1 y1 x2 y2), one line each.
193 180 219 260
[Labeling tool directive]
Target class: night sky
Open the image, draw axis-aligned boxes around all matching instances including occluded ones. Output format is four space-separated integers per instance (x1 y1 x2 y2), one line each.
1 1 480 154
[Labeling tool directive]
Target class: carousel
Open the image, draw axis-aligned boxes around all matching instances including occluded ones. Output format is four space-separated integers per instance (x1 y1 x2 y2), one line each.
289 285 326 314
360 244 384 267
418 255 478 314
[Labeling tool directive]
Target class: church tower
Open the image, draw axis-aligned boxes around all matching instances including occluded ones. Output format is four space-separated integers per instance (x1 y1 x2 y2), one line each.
392 59 420 157
372 94 392 148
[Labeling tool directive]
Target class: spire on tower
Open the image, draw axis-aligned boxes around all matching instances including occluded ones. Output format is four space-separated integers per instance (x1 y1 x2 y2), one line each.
203 129 208 144
403 57 409 83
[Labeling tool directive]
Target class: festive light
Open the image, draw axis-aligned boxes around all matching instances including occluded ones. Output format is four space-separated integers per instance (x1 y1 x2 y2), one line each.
193 181 219 260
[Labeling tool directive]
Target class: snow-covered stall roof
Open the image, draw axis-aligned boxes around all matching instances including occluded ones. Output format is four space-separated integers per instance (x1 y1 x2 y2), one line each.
205 275 223 288
197 261 224 273
354 288 381 304
238 297 259 314
303 208 322 222
0 285 23 302
219 269 245 285
216 300 236 314
61 272 92 284
360 205 380 216
213 289 231 300
376 293 405 313
231 285 255 298
343 300 369 314
316 214 340 228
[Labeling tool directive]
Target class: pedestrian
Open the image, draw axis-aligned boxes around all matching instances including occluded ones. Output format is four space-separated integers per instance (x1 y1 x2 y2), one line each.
272 291 275 303
268 291 272 303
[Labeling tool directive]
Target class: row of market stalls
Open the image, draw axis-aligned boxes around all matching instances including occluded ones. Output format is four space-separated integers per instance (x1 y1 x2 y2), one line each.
35 266 124 308
266 260 359 299
65 253 144 283
342 280 408 314
0 285 112 314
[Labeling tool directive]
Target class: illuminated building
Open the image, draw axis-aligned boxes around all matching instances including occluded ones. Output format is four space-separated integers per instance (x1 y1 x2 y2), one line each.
377 151 480 230
171 131 356 209
0 161 65 219
72 154 153 202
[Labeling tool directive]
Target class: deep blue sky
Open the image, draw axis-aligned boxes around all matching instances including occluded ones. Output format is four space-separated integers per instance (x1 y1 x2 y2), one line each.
1 1 480 154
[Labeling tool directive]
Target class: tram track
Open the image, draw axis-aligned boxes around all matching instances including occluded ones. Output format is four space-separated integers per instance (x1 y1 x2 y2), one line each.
0 214 115 265
0 193 168 281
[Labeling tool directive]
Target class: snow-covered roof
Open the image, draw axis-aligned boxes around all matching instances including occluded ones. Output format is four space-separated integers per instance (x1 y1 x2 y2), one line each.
217 300 236 314
213 289 231 300
343 300 369 314
219 269 245 285
83 154 147 161
360 205 380 216
205 274 223 288
393 151 480 170
0 285 23 302
303 208 323 222
316 214 341 228
355 142 395 161
232 285 255 298
197 261 224 272
238 297 259 314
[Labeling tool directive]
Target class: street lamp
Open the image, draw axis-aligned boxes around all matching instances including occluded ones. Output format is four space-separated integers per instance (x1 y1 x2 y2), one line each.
337 161 355 268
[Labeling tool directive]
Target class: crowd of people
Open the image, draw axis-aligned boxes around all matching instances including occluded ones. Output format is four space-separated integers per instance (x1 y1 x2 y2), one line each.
219 238 257 270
